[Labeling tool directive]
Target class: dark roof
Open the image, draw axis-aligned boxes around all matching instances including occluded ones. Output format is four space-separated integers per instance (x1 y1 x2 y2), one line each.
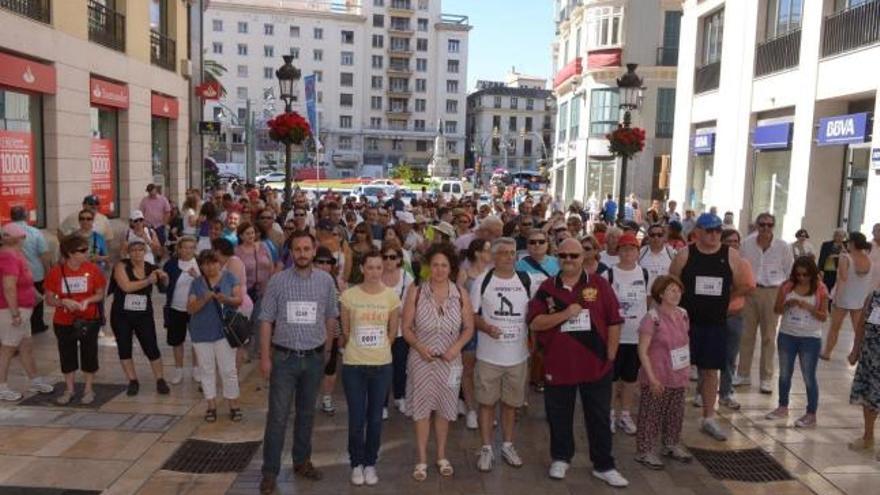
467 86 554 101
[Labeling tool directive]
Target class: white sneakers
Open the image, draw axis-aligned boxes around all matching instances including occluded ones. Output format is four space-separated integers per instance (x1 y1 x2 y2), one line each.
500 442 523 467
351 466 378 486
28 377 54 394
394 398 406 415
169 367 184 385
760 379 773 394
592 468 630 488
466 410 478 430
477 445 494 472
616 413 637 435
549 460 570 480
350 465 364 486
321 395 336 415
0 385 22 402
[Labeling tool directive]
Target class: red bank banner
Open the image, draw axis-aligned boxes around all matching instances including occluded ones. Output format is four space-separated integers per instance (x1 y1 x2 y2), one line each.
0 130 37 224
0 51 56 94
195 80 221 100
90 78 129 109
90 139 115 216
151 93 179 119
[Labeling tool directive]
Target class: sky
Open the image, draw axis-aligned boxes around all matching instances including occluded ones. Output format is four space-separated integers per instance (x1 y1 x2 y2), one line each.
443 0 555 91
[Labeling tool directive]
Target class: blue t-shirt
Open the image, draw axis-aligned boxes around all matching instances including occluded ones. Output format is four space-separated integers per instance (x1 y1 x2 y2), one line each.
188 271 239 343
221 229 239 247
516 255 561 278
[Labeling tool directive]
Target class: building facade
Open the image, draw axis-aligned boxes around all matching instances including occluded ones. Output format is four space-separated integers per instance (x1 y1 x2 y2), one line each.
670 0 880 240
465 78 554 183
204 0 470 178
0 0 190 229
550 0 681 206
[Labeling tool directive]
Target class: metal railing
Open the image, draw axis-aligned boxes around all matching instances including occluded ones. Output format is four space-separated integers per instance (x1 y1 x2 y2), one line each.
150 30 176 70
88 0 125 52
694 61 721 93
656 46 679 66
822 0 880 56
755 28 800 76
0 0 50 23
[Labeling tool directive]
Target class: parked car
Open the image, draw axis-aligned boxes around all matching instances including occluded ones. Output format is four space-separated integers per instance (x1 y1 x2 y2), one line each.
351 185 397 204
256 171 287 185
438 180 468 200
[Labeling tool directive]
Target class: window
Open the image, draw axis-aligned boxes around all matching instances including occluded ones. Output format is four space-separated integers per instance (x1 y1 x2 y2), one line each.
416 139 428 150
290 25 300 37
390 119 407 130
392 139 403 151
417 38 428 51
341 30 354 44
340 93 353 107
524 139 533 156
264 45 274 57
415 79 426 92
446 99 458 113
701 9 724 65
525 116 533 132
264 23 274 35
369 118 382 129
237 65 248 77
415 99 426 111
289 47 299 59
238 21 248 33
390 17 410 31
445 121 457 134
569 94 581 140
765 0 802 39
372 34 384 48
589 89 619 136
341 51 354 65
414 120 426 131
494 96 502 108
371 96 383 109
655 88 676 138
371 76 383 89
314 27 323 39
339 136 352 150
237 44 248 56
446 80 458 93
212 42 223 54
447 60 459 73
526 98 535 110
586 6 623 48
314 49 323 61
237 107 247 121
367 138 379 150
212 19 223 32
448 39 460 52
373 14 384 27
493 115 501 129
416 58 428 71
372 55 384 68
418 0 429 10
340 116 352 128
341 72 354 87
510 97 518 109
557 101 568 142
237 87 248 99
418 18 428 31
509 116 517 132
373 0 384 6
391 37 410 51
315 71 323 82
390 77 409 92
263 67 273 79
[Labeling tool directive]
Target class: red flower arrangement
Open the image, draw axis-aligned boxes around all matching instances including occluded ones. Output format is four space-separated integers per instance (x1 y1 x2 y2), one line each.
606 125 646 159
267 111 311 146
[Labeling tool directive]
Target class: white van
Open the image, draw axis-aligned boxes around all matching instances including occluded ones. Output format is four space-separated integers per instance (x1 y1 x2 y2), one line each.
438 180 466 200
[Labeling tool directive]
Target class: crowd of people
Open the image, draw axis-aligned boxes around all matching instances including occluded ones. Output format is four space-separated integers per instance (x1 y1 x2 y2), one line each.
1 181 880 494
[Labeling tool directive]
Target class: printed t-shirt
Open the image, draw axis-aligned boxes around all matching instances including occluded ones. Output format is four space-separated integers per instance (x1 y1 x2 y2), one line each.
340 285 400 366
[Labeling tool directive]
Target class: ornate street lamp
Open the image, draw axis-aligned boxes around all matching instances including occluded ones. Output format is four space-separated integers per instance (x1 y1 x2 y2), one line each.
615 63 644 222
275 55 301 209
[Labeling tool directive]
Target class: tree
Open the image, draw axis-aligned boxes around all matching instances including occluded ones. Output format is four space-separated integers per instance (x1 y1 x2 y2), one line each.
203 57 228 97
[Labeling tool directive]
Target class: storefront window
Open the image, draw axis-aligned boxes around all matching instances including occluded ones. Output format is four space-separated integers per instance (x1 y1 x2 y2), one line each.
564 159 576 203
0 89 45 226
687 154 715 213
749 150 791 237
90 107 119 217
587 159 617 200
151 117 170 192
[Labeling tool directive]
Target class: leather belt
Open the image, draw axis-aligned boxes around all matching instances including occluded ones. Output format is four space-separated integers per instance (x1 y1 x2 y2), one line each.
272 343 325 357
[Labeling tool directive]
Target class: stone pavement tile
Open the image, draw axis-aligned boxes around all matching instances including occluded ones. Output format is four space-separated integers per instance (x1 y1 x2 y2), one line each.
0 454 34 484
119 413 179 432
31 429 90 457
135 471 237 495
53 411 131 430
782 442 880 474
722 480 815 495
99 399 193 416
824 473 880 494
102 440 182 495
59 430 161 461
0 408 64 427
0 427 65 456
0 456 130 491
160 415 203 442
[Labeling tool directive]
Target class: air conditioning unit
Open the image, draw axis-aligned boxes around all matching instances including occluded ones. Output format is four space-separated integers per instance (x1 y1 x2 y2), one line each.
180 59 193 79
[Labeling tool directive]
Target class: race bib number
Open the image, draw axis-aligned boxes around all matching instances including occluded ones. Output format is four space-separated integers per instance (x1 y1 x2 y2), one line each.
671 345 690 370
62 276 88 294
498 324 522 343
867 307 880 326
783 309 808 329
561 310 591 332
123 294 148 312
447 365 463 388
286 301 317 324
694 276 723 296
355 325 386 349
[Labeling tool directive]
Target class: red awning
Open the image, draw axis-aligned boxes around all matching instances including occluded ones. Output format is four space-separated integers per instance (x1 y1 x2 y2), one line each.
151 93 179 119
90 77 129 109
587 48 622 69
0 51 55 94
553 57 583 88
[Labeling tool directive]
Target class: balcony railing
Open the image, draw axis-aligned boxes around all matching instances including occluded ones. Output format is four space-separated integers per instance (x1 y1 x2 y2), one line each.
656 46 679 66
694 61 721 94
389 0 413 12
755 28 800 76
88 0 125 52
0 0 50 23
150 30 176 71
822 0 880 57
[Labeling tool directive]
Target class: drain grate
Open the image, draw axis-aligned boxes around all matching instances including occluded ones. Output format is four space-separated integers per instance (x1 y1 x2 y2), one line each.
690 447 793 482
162 439 261 474
0 487 101 495
16 383 127 409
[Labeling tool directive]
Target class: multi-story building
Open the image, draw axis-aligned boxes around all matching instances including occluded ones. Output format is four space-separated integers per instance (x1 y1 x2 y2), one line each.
465 77 554 183
0 0 190 229
204 0 470 177
670 0 880 240
550 0 682 205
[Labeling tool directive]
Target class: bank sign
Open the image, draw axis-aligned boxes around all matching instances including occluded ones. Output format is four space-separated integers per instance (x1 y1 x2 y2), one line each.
817 112 871 146
693 133 715 154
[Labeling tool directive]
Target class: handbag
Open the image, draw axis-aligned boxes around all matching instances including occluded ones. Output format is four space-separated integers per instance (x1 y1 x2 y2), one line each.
209 285 252 348
61 265 99 338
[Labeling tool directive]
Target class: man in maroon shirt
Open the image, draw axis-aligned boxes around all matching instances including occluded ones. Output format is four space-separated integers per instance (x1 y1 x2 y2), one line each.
527 238 628 488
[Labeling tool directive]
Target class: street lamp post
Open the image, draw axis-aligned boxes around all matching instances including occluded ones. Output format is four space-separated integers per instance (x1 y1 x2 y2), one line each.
275 55 301 211
615 63 644 222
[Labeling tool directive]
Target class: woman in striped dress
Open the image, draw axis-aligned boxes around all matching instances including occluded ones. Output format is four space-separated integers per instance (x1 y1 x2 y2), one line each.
402 243 475 482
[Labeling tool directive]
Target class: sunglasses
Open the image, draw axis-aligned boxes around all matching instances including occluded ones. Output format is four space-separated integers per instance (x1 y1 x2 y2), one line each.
758 222 775 228
132 218 144 223
383 254 399 260
73 247 89 254
557 253 580 260
528 239 547 245
648 232 664 238
79 217 94 221
314 258 336 265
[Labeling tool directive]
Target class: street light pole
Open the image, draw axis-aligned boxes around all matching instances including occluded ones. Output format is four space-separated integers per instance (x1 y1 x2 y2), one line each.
276 55 301 212
615 63 644 223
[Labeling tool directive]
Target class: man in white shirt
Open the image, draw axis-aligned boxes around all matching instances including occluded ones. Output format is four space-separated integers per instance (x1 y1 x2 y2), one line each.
470 237 531 473
738 213 794 393
58 195 114 243
639 224 676 290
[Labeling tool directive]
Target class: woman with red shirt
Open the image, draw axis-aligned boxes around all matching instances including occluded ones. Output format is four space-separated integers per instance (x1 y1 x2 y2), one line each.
44 235 107 405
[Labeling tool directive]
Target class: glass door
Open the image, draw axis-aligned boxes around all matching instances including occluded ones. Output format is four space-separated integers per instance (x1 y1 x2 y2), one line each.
842 146 870 231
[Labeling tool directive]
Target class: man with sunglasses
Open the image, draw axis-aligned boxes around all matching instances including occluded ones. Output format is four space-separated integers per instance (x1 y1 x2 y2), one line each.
670 213 749 441
516 229 559 287
58 195 114 243
527 238 628 487
639 224 676 289
738 213 793 394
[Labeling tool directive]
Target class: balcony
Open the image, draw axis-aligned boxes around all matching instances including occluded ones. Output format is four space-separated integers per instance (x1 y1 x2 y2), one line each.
387 64 412 76
88 0 125 52
386 107 411 117
694 61 720 94
387 87 412 97
553 57 582 89
822 0 880 57
0 0 50 23
389 0 413 14
656 46 679 66
755 29 801 77
388 24 414 36
150 30 176 71
387 46 413 56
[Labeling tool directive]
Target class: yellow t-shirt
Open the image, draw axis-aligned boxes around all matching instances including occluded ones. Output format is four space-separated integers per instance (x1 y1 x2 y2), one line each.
340 285 400 365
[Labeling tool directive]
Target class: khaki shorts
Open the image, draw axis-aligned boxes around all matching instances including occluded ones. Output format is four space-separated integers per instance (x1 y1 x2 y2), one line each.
0 308 33 347
475 359 528 408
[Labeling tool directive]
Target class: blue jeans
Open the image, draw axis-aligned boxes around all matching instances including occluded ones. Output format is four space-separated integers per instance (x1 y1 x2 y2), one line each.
342 364 392 467
720 313 743 399
262 348 325 476
777 332 821 414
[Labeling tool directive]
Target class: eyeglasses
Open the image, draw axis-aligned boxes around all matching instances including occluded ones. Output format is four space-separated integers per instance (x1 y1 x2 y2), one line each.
314 259 336 265
758 222 775 228
528 239 547 245
79 217 94 221
557 253 581 260
383 254 399 261
73 247 89 254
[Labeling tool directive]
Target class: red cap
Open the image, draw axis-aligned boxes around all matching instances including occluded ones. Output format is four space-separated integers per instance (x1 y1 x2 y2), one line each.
618 233 640 248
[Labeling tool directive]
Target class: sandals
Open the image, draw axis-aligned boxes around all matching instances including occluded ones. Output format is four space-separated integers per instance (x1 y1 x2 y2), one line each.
230 408 243 422
437 458 454 477
204 408 217 423
412 463 428 482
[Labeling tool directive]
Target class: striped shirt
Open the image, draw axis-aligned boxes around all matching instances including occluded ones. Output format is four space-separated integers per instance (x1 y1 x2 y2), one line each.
259 267 339 350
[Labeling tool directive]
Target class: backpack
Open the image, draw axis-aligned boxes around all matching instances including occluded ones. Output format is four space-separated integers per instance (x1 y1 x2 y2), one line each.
605 266 649 287
478 268 532 316
639 245 676 264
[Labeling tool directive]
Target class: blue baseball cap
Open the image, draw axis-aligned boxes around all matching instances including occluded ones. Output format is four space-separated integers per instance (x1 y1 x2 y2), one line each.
696 213 722 230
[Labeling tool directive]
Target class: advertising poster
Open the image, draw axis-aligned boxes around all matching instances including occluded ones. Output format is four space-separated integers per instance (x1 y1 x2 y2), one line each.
0 130 37 224
90 139 115 216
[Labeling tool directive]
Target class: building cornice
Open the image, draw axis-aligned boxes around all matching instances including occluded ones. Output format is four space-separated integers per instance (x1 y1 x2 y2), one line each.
208 1 366 22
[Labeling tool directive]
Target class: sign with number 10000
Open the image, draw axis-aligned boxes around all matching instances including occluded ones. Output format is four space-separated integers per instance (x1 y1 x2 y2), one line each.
90 139 115 215
0 130 36 224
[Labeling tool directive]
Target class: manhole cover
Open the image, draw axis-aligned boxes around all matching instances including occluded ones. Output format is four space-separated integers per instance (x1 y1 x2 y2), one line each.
0 487 101 495
690 447 793 482
162 439 261 473
16 383 127 409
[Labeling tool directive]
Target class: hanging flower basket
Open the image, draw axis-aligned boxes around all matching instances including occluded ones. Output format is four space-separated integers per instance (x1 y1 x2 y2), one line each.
606 125 646 159
267 111 311 146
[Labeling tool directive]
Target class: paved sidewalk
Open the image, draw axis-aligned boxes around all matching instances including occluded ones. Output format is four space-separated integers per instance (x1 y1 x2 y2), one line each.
0 299 876 494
